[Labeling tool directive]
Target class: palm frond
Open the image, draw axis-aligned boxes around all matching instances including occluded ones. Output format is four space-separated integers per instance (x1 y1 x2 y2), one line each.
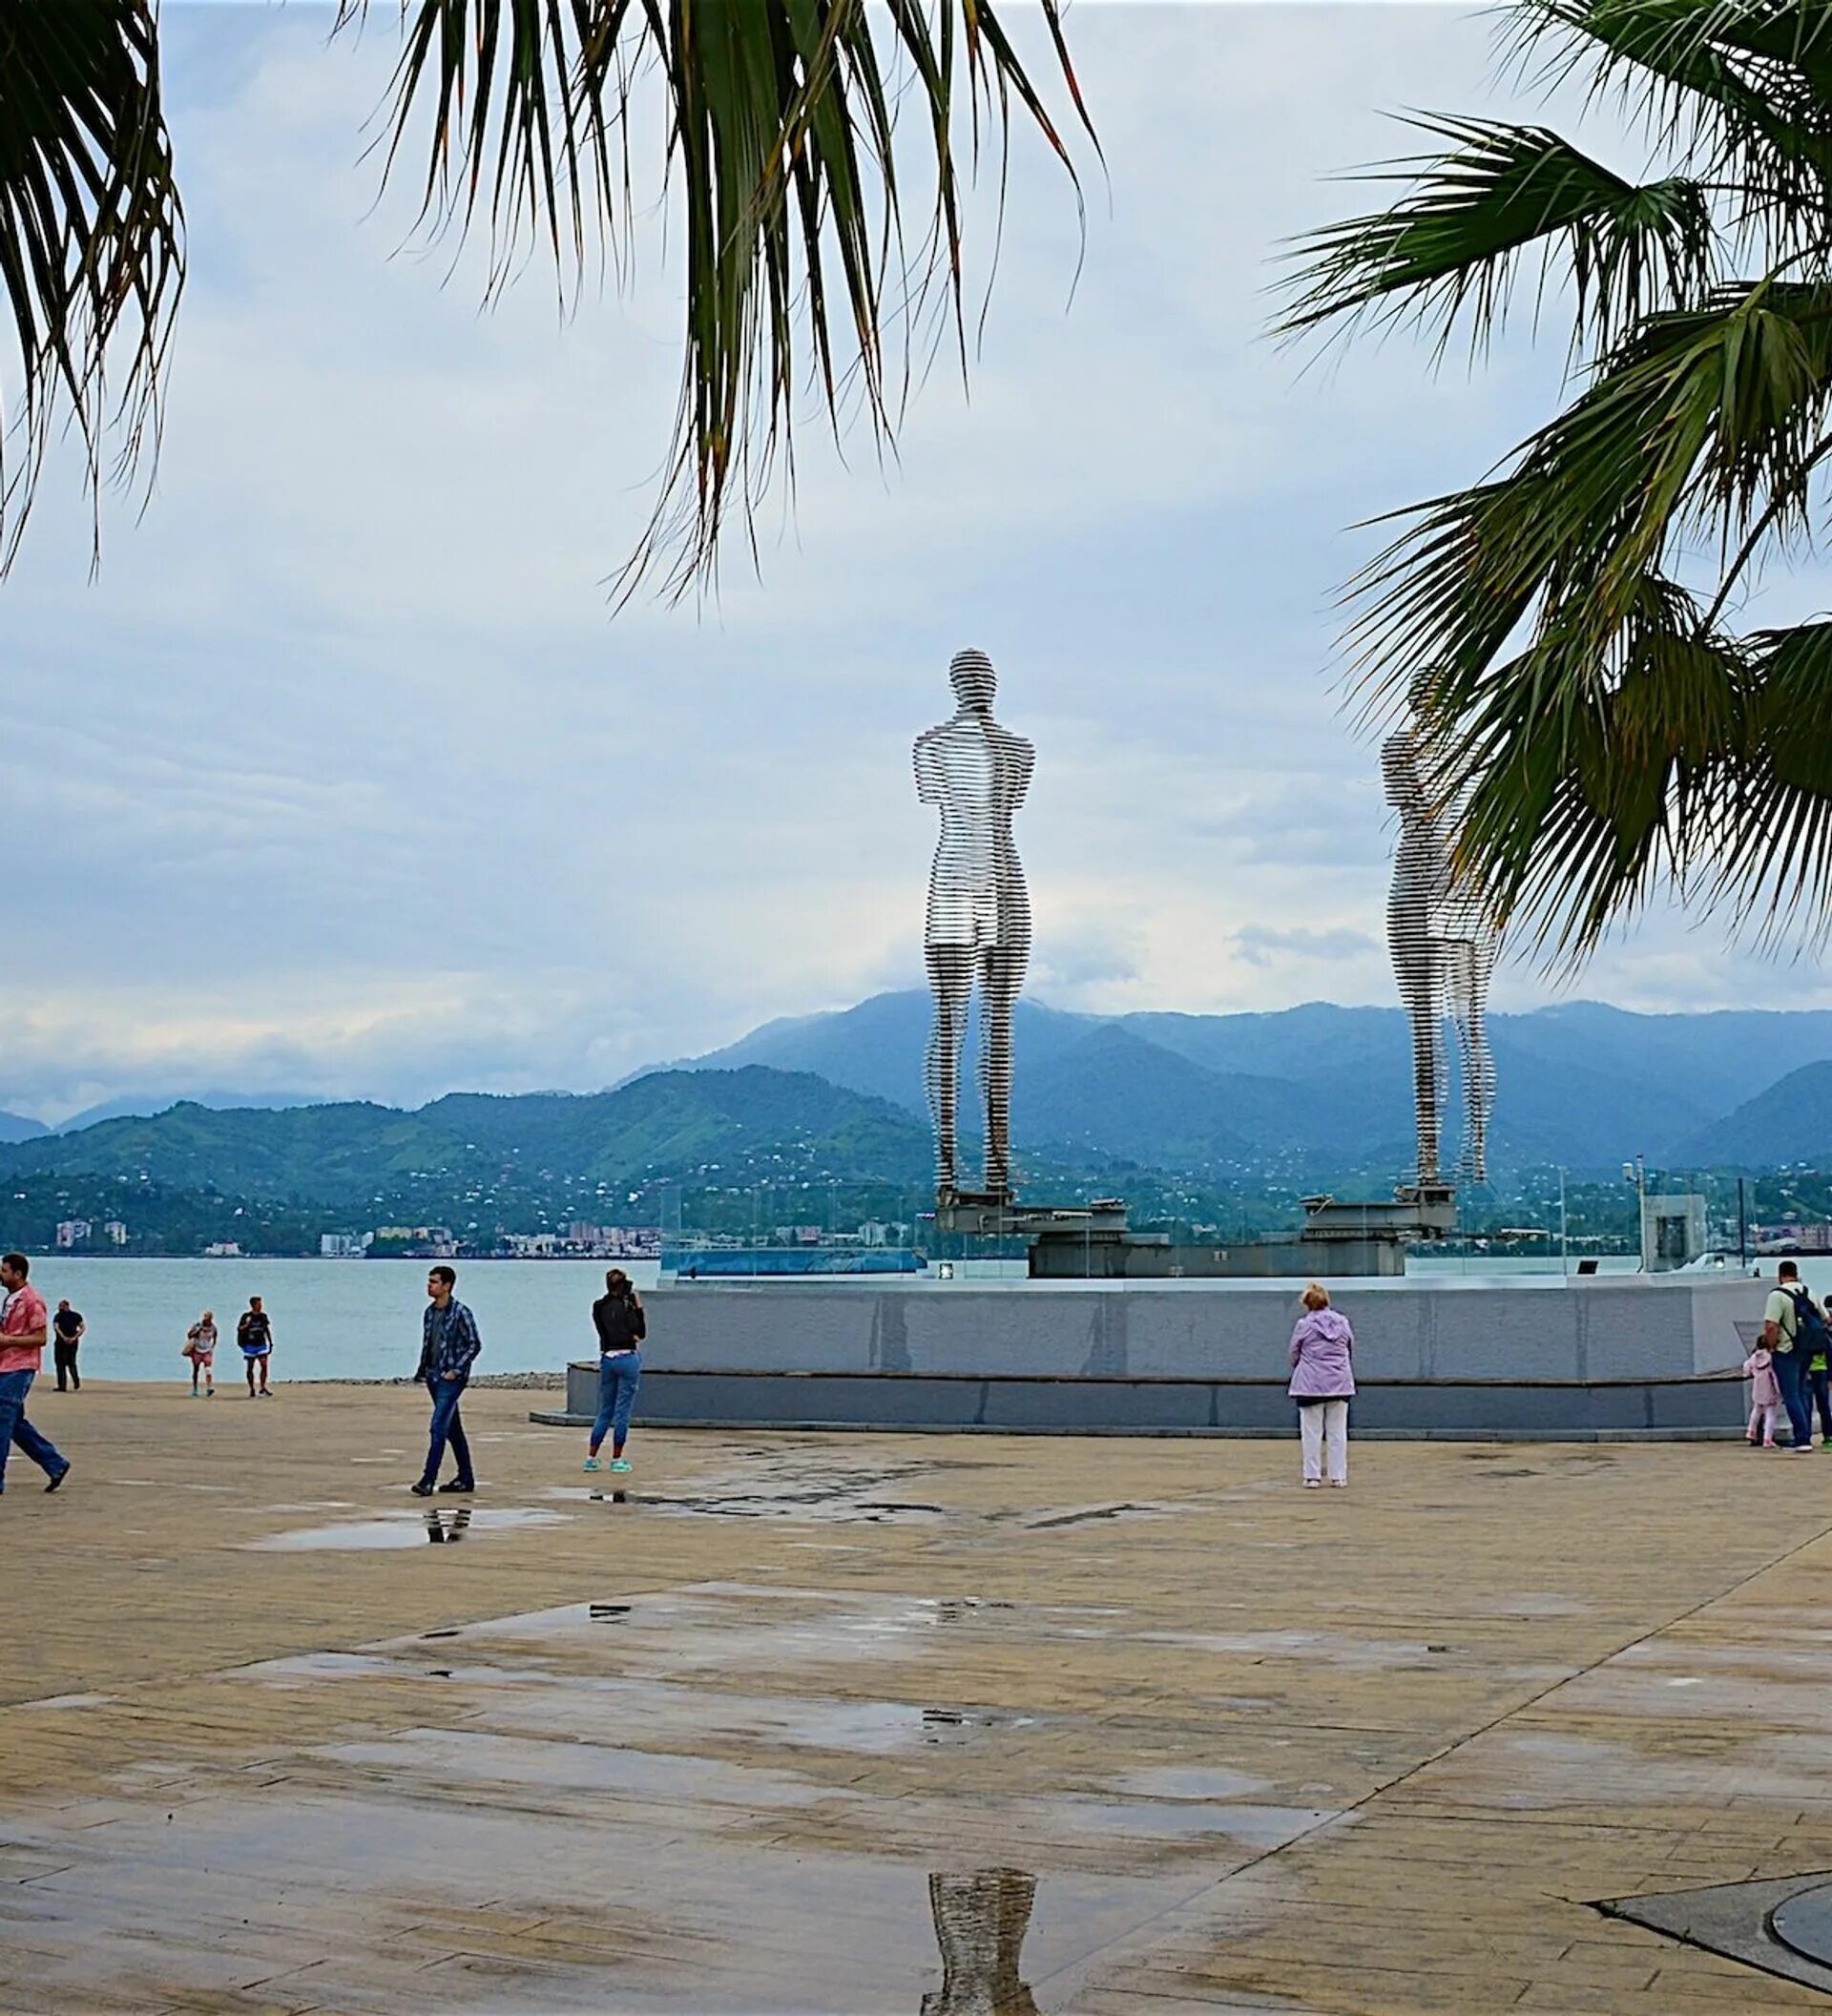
1423 576 1747 953
338 0 1092 599
1710 616 1832 933
1277 114 1716 358
0 0 183 572
1513 0 1832 258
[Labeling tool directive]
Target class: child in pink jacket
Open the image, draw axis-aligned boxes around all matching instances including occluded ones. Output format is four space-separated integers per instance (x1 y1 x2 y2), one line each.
1744 1343 1783 1447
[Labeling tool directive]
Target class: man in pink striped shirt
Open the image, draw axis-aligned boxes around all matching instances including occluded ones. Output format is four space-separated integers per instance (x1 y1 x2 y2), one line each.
0 1252 69 1495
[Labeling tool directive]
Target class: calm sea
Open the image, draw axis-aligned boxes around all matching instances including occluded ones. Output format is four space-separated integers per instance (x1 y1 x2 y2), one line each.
26 1253 1800 1383
30 1257 661 1382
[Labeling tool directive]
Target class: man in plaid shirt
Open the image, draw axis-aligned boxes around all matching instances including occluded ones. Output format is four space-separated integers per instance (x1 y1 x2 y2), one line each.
410 1264 481 1498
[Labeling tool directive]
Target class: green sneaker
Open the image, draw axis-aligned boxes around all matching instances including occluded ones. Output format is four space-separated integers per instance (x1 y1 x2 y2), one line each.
608 1458 633 1474
582 1457 600 1472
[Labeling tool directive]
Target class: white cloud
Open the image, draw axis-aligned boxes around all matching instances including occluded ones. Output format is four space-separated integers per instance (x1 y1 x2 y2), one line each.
0 4 1825 1123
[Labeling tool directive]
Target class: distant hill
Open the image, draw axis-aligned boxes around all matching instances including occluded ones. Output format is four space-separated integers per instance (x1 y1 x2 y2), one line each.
16 994 1832 1211
52 1090 322 1133
0 1111 47 1145
674 989 1832 1174
1676 1062 1832 1167
0 1069 936 1203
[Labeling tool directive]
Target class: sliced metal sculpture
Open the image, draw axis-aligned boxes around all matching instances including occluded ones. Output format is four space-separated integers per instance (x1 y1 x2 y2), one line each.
915 648 1033 1202
1383 729 1497 1186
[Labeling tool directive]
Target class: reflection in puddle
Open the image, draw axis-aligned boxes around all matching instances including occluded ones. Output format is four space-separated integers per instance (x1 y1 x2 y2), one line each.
925 1867 1039 2015
241 1507 570 1552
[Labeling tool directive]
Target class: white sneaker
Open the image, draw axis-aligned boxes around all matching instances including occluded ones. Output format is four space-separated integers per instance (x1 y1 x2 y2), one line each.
1303 1479 1322 1489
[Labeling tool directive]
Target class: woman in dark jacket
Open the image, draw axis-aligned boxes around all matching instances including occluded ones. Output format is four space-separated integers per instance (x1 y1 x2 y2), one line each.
584 1268 646 1474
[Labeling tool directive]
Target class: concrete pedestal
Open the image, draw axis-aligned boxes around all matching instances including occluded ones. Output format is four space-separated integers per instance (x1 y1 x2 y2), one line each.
535 1274 1764 1441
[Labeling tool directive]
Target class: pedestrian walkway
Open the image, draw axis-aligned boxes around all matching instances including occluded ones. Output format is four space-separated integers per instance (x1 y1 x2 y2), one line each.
2 1385 1830 2011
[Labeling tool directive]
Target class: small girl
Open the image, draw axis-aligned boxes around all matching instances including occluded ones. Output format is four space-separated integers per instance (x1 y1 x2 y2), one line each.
185 1310 218 1398
1744 1341 1781 1447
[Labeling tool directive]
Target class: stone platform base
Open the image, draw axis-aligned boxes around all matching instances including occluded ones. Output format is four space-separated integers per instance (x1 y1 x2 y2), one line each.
536 1274 1764 1441
537 1365 1748 1441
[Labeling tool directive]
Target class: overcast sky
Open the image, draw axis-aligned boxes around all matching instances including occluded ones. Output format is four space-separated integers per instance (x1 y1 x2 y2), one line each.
1 2 1822 1123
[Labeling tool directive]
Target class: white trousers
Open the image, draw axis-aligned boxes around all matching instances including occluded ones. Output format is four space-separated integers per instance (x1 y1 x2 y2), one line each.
1300 1399 1349 1484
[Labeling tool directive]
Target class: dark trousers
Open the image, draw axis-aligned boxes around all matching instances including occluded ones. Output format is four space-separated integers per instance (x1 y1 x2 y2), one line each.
1809 1363 1832 1441
1775 1347 1815 1448
52 1340 79 1392
418 1377 473 1488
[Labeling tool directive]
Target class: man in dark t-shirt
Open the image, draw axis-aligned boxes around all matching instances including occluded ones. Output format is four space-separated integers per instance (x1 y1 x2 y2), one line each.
52 1300 84 1393
237 1297 275 1397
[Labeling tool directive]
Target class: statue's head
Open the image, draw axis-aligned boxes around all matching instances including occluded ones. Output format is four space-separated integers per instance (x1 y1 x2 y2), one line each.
949 648 996 712
1380 730 1420 809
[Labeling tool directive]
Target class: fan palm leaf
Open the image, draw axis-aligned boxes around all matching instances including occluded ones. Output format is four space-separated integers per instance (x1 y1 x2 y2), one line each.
342 0 1094 596
0 0 182 570
1285 0 1832 960
0 1 1089 589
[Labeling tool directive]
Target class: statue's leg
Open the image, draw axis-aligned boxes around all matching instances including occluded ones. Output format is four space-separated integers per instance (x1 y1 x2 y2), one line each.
1459 939 1495 1184
979 941 1027 1198
926 946 973 1195
1391 923 1443 1186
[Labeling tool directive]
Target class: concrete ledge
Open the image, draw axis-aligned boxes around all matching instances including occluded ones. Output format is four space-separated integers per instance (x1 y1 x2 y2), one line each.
537 1364 1749 1441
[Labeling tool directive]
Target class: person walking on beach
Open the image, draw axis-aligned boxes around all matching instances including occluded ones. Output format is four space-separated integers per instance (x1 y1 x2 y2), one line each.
0 1254 70 1495
1288 1282 1354 1489
411 1264 480 1498
237 1296 274 1398
52 1299 84 1393
1744 1341 1784 1446
584 1267 646 1475
184 1311 218 1398
1763 1261 1822 1452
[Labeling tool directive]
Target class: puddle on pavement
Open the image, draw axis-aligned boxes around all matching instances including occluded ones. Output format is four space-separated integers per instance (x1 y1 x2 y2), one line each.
227 1639 1049 1757
1109 1767 1272 1801
1049 1796 1347 1850
1018 1503 1180 1531
19 1694 115 1712
610 1488 946 1526
0 1784 1215 2013
242 1507 570 1552
320 1728 865 1813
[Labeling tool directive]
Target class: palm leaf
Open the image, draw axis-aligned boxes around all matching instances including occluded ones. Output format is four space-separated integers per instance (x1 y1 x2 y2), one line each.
338 0 1092 598
1278 114 1716 358
0 0 183 571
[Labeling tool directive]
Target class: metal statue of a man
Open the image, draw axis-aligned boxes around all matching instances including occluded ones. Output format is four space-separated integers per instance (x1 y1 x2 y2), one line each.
1383 729 1497 1186
915 648 1034 1202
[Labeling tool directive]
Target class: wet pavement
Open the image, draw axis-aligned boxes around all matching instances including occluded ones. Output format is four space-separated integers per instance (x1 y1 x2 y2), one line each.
5 1386 1832 2010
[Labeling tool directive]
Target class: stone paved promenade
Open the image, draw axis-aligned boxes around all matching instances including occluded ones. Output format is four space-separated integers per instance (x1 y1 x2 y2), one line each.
3 1383 1831 2012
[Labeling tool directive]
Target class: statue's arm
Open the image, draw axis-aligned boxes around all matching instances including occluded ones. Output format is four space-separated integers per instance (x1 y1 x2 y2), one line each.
1009 735 1035 808
913 729 943 805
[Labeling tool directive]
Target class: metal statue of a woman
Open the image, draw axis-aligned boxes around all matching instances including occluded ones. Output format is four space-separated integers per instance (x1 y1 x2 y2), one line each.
1383 729 1497 1186
914 648 1034 1202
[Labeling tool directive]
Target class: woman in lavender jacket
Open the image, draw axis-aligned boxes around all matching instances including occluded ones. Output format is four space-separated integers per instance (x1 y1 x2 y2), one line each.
1289 1282 1355 1489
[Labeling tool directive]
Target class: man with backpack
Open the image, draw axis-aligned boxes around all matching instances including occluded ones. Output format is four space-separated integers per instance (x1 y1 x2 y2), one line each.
1762 1260 1825 1452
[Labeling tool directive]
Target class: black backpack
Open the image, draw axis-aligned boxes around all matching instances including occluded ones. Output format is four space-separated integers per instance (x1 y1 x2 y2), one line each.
1785 1285 1828 1355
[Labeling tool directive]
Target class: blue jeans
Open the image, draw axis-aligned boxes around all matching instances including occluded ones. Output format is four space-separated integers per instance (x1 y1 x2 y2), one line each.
591 1351 642 1455
1775 1347 1815 1448
1810 1363 1832 1442
0 1368 66 1492
418 1377 473 1488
